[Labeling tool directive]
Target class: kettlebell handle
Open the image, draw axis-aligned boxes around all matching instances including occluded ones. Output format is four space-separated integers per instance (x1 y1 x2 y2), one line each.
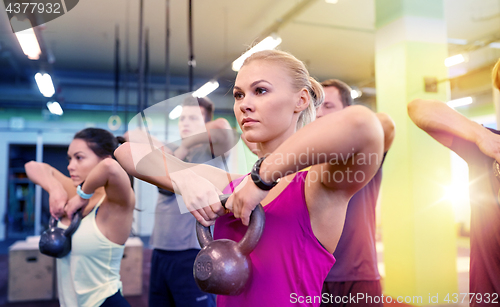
47 208 82 234
48 215 59 229
63 209 83 237
237 204 265 255
196 194 231 249
196 194 266 256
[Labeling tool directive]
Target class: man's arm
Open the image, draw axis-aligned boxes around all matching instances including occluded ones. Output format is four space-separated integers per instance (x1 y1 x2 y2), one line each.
376 112 395 153
407 98 500 162
174 118 236 159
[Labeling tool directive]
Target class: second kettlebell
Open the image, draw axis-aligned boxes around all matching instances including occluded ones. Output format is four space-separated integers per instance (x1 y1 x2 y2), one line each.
39 210 82 258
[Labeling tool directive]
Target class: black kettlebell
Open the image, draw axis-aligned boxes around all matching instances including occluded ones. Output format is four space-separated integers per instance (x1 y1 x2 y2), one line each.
194 194 265 296
39 209 83 258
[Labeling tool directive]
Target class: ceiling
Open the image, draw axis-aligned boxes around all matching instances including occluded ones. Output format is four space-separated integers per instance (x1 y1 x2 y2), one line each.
0 0 500 111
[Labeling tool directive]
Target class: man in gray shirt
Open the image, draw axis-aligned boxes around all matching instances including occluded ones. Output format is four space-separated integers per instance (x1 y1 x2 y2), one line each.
149 96 233 307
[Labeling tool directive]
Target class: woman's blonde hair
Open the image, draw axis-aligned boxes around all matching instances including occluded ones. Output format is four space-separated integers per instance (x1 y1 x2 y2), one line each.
493 58 500 90
241 49 324 130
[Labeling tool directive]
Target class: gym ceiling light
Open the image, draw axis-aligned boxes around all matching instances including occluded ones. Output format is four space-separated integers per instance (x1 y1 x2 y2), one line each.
192 80 219 98
169 105 183 120
46 101 63 115
35 72 55 97
444 54 466 67
10 16 41 60
232 33 282 71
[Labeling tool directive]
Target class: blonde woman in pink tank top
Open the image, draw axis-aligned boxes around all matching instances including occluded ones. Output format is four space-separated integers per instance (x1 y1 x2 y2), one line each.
115 50 384 306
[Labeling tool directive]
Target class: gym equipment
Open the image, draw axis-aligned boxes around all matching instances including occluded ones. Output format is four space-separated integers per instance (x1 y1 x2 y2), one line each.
194 194 265 295
39 210 82 258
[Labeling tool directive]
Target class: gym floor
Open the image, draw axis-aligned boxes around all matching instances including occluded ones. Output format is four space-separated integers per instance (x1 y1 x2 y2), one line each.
0 237 470 307
0 237 151 307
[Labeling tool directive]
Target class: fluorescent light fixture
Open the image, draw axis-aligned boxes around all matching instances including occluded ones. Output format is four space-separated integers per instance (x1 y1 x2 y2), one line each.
445 54 465 67
169 105 183 120
360 87 376 95
325 0 339 3
10 17 41 60
232 33 282 71
447 38 468 45
350 89 362 99
489 42 500 49
192 80 219 98
46 101 63 115
35 73 55 97
447 97 473 108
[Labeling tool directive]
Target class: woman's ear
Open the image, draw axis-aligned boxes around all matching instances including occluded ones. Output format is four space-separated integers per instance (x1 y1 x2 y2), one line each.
294 88 310 113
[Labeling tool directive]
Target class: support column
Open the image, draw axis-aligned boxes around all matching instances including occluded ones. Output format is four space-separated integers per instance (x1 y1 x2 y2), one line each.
375 0 458 304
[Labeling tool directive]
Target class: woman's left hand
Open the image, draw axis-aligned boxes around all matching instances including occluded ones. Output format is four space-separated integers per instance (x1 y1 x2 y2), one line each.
225 175 269 226
65 195 89 220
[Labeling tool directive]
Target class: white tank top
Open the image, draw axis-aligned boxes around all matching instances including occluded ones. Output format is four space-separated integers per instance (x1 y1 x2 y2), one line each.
57 196 125 307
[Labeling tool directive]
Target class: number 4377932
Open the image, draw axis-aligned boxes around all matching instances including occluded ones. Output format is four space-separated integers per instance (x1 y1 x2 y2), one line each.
444 293 498 304
5 2 61 14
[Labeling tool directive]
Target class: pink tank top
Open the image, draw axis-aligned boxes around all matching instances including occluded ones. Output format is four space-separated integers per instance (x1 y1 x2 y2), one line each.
214 171 336 306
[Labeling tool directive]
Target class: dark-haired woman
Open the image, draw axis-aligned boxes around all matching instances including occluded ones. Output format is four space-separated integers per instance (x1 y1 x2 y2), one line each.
25 128 135 307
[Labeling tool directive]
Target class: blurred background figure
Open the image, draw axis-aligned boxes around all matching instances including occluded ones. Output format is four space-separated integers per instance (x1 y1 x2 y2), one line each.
318 79 395 307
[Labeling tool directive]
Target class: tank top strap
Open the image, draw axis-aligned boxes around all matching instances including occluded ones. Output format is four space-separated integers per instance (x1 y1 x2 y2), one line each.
93 195 106 216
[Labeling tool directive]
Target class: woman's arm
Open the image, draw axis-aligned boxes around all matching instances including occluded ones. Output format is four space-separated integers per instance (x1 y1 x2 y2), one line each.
114 142 237 192
407 98 500 161
64 158 134 218
24 161 75 218
262 105 383 191
228 105 385 225
114 142 240 225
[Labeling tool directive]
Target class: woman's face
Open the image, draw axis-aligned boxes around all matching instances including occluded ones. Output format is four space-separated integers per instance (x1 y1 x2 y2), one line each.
233 60 304 144
67 139 104 186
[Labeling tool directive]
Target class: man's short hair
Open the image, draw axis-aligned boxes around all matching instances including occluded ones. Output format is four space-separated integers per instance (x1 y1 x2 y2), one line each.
182 96 214 123
321 79 353 108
